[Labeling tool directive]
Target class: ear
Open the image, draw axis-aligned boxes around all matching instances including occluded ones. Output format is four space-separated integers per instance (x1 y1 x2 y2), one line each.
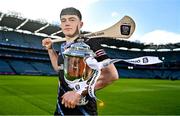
80 21 83 28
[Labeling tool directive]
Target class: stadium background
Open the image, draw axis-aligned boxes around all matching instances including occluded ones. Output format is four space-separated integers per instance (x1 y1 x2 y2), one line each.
1 11 180 79
0 11 180 115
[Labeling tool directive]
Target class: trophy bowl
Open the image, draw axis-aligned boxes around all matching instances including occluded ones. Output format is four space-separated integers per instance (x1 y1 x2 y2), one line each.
63 42 96 82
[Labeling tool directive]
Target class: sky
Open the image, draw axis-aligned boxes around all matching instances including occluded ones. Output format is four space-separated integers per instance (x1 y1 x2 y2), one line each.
0 0 179 45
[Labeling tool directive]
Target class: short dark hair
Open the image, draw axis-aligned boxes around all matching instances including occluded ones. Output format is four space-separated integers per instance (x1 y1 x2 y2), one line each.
60 7 82 20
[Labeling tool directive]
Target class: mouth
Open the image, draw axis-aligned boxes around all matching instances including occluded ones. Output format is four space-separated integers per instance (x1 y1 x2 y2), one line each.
64 28 72 31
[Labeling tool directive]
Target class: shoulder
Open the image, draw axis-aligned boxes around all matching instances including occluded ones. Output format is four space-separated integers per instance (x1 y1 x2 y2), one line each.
83 37 109 61
83 37 101 47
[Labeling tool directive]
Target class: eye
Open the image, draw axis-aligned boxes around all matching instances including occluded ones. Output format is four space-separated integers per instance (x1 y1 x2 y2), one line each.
69 17 77 22
69 19 75 22
61 19 66 23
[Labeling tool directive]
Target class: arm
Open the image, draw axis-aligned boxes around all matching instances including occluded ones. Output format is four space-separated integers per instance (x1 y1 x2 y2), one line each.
42 38 59 72
84 57 119 90
47 49 59 72
95 63 119 90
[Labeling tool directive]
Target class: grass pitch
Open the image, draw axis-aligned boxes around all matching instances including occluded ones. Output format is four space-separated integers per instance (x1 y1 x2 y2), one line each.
0 75 180 115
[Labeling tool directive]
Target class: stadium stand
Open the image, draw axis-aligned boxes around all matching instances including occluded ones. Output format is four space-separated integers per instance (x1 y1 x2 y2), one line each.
0 59 15 74
0 11 180 79
102 40 180 80
0 11 62 75
30 61 56 75
8 60 37 75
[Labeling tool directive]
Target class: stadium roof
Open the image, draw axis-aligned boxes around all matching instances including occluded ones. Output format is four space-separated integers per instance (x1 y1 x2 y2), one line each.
0 11 64 39
98 38 180 51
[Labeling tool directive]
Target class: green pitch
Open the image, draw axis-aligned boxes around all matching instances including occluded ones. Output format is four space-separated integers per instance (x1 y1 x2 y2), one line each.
0 75 180 115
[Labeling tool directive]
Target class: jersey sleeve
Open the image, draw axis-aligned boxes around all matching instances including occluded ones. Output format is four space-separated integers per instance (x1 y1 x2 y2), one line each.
85 38 109 62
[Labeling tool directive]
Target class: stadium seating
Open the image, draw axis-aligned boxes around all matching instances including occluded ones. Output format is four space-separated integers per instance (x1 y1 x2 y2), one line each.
2 31 27 46
31 62 57 75
0 30 59 75
8 60 38 75
105 47 180 79
0 59 15 74
22 34 43 49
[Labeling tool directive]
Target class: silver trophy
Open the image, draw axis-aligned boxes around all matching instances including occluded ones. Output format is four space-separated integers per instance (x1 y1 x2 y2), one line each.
63 42 101 105
63 42 95 82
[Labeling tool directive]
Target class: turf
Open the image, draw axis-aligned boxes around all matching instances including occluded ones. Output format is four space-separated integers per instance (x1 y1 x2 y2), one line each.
0 75 180 115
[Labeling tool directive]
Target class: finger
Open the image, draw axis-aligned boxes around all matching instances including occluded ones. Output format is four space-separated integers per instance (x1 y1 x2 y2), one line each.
64 102 68 108
68 104 71 109
69 101 75 109
70 104 76 109
71 100 77 109
42 40 46 46
42 41 48 47
61 98 64 105
61 94 66 105
63 98 69 108
67 100 73 108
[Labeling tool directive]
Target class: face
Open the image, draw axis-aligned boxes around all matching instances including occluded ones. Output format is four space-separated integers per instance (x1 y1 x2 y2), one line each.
60 15 83 38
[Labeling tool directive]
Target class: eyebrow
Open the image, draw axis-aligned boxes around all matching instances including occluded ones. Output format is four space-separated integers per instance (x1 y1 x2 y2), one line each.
61 17 78 21
69 17 77 20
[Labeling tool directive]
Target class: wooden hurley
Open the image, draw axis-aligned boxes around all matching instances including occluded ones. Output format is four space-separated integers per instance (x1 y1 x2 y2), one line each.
51 15 136 43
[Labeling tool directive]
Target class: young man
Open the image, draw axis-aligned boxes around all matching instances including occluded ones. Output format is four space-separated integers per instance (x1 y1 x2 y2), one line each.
42 7 118 115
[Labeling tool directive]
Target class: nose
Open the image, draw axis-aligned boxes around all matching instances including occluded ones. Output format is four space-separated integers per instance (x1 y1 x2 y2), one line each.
64 20 70 26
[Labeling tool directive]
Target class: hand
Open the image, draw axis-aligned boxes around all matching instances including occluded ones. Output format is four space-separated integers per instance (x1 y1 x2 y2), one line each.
61 91 81 109
42 38 52 49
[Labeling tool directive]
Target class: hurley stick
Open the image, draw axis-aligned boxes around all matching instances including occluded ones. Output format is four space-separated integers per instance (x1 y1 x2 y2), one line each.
51 15 135 43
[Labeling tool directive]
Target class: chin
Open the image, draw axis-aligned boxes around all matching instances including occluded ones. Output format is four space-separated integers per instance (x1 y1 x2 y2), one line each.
64 32 73 36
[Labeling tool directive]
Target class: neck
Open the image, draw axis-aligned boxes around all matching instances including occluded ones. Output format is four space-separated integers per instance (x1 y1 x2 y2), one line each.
65 35 79 42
